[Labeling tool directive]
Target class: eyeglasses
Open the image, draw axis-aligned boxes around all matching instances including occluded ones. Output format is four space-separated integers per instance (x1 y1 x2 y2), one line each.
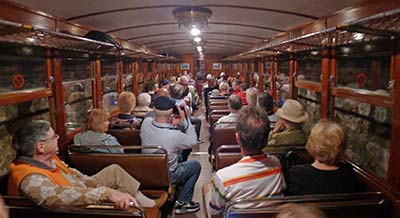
40 133 59 142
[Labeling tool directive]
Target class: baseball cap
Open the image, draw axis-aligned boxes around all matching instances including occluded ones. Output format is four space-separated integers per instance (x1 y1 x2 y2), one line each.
153 96 175 110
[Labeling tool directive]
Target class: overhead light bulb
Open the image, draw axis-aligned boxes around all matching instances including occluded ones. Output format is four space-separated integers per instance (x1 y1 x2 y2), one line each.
194 37 202 43
25 37 36 43
190 27 201 36
197 46 203 52
353 33 364 41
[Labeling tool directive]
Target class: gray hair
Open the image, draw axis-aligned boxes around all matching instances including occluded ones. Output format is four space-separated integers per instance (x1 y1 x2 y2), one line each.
169 84 184 99
137 93 151 107
229 94 243 111
12 120 51 157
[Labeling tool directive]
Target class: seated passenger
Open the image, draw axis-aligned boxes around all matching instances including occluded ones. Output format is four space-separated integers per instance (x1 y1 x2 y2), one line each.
204 107 286 218
8 120 157 209
267 99 308 147
215 94 242 128
111 91 139 129
246 87 259 108
257 92 279 127
230 79 241 95
74 109 123 153
285 120 358 195
236 83 248 106
218 82 230 96
140 96 200 214
132 93 153 118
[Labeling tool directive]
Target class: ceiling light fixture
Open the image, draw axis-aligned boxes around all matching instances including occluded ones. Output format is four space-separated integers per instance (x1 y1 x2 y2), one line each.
173 6 212 30
190 27 201 36
197 46 203 52
194 37 202 43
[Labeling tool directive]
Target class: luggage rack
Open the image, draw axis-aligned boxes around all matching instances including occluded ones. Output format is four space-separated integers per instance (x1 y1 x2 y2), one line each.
0 19 178 60
0 19 118 54
224 8 400 61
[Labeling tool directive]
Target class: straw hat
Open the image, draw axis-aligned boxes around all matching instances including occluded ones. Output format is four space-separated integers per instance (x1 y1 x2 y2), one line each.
277 99 309 123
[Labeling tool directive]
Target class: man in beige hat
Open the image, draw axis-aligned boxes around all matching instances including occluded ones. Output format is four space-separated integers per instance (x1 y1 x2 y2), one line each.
265 99 308 148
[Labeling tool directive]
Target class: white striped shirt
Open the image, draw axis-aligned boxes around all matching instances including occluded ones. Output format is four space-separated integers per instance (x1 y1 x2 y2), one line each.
209 154 286 215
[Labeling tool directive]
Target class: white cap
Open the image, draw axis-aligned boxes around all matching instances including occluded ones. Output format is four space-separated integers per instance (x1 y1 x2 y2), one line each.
206 74 213 79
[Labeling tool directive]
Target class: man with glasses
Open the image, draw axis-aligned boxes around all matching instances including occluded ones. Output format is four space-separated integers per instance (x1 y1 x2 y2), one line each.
8 120 157 209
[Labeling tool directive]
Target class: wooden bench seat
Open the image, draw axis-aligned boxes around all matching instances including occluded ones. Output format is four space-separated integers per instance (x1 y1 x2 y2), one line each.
225 192 386 218
4 196 147 218
215 144 310 170
67 145 172 218
106 129 141 146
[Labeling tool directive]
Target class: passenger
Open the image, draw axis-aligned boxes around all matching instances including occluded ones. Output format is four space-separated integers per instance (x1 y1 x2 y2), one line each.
246 87 259 108
266 99 308 147
215 94 242 128
111 91 139 129
204 76 219 120
140 96 200 214
74 109 123 153
257 92 279 127
230 79 241 95
276 203 326 218
158 79 170 90
132 93 153 118
0 196 8 218
204 107 286 218
8 120 157 209
218 82 230 96
236 83 248 106
143 87 170 119
210 89 221 97
285 120 358 195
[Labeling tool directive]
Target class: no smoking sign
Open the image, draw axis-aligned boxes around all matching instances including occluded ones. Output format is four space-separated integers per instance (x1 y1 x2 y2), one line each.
12 73 25 90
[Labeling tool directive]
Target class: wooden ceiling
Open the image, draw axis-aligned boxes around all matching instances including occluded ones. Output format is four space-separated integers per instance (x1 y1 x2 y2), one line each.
11 0 367 57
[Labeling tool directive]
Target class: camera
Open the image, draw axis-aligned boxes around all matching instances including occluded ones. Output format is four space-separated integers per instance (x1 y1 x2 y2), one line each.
173 104 185 115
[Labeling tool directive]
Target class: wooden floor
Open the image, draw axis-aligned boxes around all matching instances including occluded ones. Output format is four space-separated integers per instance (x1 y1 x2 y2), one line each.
173 101 213 218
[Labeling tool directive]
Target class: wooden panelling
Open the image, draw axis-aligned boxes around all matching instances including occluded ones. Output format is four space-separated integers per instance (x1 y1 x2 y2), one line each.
320 49 330 118
289 54 296 99
180 54 196 74
0 88 52 106
388 50 400 190
295 80 322 92
205 54 223 76
331 87 393 108
327 0 400 28
0 1 55 30
55 20 90 37
51 51 67 157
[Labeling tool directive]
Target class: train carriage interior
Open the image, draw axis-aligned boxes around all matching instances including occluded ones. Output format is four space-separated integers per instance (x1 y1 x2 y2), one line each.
0 0 400 217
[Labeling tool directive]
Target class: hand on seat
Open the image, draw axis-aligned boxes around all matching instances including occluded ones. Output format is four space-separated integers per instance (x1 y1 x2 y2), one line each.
109 190 138 209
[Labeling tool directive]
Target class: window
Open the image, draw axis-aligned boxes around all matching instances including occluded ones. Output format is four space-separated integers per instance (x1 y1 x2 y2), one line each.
123 60 133 92
101 56 118 112
297 50 322 82
0 43 46 93
336 40 391 93
61 51 93 132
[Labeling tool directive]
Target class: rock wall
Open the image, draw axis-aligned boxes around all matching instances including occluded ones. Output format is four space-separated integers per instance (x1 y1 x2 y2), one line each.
0 99 50 176
297 88 321 133
334 97 391 179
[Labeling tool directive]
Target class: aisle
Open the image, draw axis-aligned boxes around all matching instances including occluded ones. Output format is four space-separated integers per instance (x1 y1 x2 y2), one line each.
174 101 212 218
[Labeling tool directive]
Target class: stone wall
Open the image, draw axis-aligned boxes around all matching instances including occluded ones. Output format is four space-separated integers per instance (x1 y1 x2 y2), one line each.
334 97 391 179
0 98 50 176
297 88 321 133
